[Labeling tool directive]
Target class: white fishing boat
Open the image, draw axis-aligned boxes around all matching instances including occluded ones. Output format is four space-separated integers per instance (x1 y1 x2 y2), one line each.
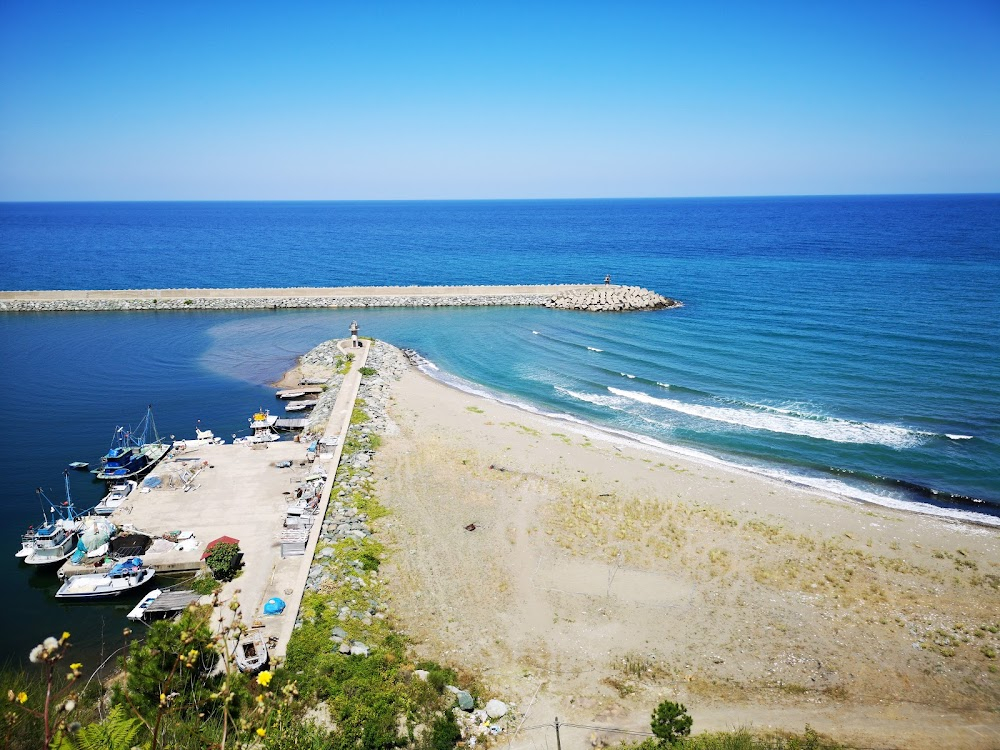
234 411 281 445
234 630 268 673
285 399 318 412
94 479 137 516
55 557 155 599
172 424 225 451
21 472 83 566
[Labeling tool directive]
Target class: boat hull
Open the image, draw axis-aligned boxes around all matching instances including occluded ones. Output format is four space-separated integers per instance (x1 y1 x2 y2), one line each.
55 567 156 599
234 632 269 673
96 443 171 480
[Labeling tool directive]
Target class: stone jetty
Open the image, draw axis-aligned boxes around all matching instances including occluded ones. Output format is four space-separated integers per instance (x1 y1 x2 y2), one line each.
544 284 680 311
0 283 680 312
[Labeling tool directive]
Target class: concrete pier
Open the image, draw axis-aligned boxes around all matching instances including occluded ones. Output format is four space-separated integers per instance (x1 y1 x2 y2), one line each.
61 340 369 657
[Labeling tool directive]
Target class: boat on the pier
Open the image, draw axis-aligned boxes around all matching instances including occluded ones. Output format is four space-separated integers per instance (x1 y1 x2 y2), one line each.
95 407 172 481
20 472 83 566
94 479 137 516
172 423 225 451
55 557 155 599
285 399 317 412
235 410 281 444
234 630 268 673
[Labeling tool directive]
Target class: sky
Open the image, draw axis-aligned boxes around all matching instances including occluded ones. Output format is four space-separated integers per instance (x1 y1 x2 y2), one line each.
0 1 998 200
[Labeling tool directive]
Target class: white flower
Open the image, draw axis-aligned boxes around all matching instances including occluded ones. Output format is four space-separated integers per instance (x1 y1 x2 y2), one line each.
43 637 58 651
28 645 44 663
63 699 76 712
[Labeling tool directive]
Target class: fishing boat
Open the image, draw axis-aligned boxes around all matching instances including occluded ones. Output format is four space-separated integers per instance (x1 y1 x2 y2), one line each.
126 588 162 620
55 557 155 599
95 406 172 481
234 410 281 445
285 399 317 412
234 630 268 673
20 472 83 566
94 479 137 516
172 423 225 451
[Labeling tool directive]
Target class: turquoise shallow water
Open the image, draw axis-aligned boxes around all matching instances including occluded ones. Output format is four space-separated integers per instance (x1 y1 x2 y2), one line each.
1 196 999 663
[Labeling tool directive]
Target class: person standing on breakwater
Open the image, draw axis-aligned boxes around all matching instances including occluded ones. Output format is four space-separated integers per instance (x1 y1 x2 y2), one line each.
604 274 611 285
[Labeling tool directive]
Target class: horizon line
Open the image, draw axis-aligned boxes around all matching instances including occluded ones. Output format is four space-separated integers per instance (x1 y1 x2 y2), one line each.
1 191 999 204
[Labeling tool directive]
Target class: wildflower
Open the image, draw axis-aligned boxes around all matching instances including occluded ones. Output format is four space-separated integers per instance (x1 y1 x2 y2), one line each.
43 637 58 651
60 632 71 643
28 645 45 663
256 728 266 737
256 670 273 687
63 699 76 712
17 692 27 704
69 663 82 671
159 693 167 706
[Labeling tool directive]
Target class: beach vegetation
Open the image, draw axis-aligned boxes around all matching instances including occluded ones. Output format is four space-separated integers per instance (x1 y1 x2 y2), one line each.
360 366 378 377
465 405 484 414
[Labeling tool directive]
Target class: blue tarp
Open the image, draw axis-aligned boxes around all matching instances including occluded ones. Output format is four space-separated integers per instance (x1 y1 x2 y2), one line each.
263 597 286 615
109 557 143 576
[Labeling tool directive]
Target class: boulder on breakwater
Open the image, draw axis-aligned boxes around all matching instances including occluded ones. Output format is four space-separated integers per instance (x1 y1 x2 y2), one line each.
543 285 680 312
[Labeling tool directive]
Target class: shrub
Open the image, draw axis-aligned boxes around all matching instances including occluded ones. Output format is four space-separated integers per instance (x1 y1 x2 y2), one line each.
651 700 692 746
424 711 461 750
205 542 242 581
360 367 378 377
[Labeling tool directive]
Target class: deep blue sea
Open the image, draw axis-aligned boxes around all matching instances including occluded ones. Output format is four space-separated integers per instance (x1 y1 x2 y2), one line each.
1 196 999 665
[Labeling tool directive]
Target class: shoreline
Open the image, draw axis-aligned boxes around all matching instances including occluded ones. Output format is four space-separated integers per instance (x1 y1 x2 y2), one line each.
372 347 1000 749
407 356 1000 531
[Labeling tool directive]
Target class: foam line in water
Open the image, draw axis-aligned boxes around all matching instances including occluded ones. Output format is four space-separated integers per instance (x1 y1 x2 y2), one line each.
947 434 973 440
587 346 603 352
607 387 928 448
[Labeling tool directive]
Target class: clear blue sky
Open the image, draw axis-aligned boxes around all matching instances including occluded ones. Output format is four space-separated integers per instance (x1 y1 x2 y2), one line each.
1 1 998 200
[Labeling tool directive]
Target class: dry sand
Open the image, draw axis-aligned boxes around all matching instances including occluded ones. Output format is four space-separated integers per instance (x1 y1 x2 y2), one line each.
373 365 1000 750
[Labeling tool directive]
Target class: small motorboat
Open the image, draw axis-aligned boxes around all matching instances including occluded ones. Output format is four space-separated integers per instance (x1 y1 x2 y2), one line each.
55 557 155 599
68 462 89 471
234 630 268 673
94 479 137 516
126 588 162 620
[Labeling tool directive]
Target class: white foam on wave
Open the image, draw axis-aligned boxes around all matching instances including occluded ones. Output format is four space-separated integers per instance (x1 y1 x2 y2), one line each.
656 382 670 389
620 373 636 379
587 346 603 352
532 330 540 335
608 387 927 449
946 434 973 440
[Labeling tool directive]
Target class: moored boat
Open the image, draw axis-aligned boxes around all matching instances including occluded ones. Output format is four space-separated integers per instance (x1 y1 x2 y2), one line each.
20 472 83 566
94 479 137 516
234 630 268 673
95 407 172 481
55 557 155 599
234 410 281 445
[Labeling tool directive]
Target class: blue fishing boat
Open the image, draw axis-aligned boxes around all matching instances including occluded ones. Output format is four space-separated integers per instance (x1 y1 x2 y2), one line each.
95 406 172 481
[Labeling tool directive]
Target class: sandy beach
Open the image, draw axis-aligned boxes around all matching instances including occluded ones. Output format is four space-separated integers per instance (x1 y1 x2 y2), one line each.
372 363 1000 749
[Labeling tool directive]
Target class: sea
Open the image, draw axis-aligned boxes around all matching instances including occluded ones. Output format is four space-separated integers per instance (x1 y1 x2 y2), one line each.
1 196 998 667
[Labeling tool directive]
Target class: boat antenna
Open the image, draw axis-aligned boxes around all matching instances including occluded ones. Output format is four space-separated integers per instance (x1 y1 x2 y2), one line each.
63 469 75 518
148 405 161 443
36 487 50 525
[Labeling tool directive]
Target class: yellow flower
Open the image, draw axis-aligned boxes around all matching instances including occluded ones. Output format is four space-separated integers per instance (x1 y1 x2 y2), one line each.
61 632 71 642
159 693 167 705
256 728 266 737
70 663 82 670
16 692 27 704
256 670 273 687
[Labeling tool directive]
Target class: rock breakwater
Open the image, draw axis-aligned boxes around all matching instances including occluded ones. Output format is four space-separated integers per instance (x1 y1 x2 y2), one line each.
544 285 680 312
